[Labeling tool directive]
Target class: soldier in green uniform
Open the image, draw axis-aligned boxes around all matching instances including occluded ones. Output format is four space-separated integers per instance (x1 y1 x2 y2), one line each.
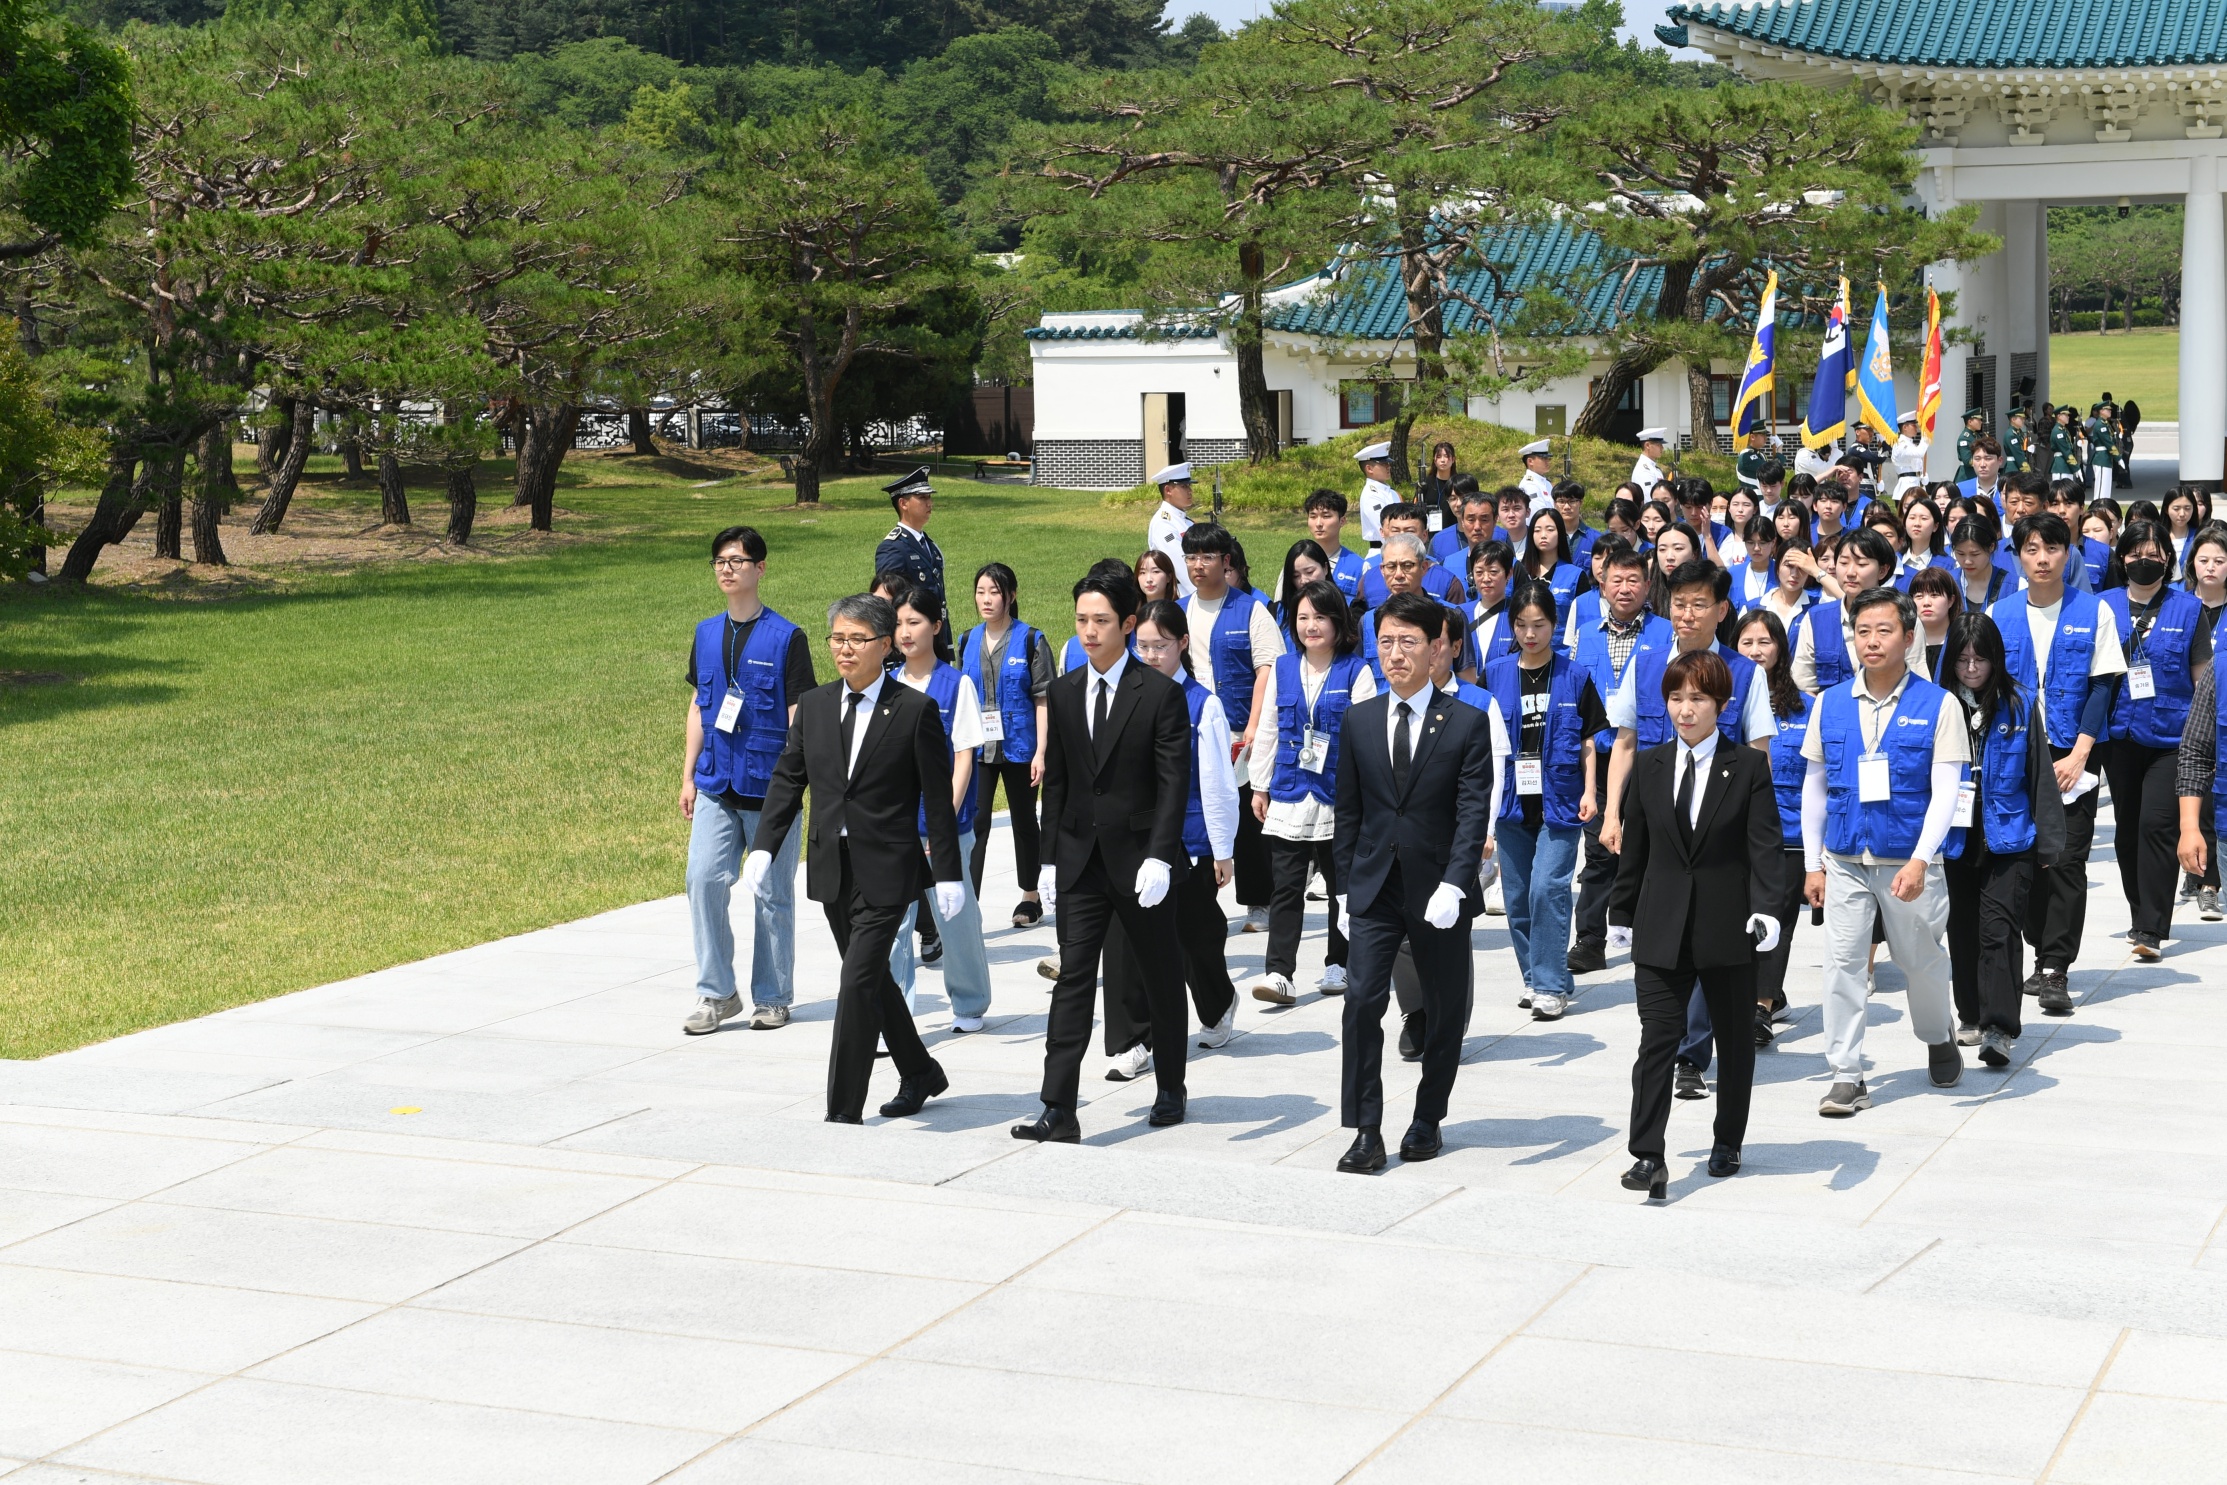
2001 406 2030 475
1952 408 1985 483
2049 404 2084 479
1735 428 1775 494
2085 402 2119 500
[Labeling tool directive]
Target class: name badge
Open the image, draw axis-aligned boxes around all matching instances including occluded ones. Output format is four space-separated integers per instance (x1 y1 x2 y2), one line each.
1427 509 1445 533
1952 780 1975 828
2127 664 2155 700
1516 757 1544 795
714 693 745 733
979 709 1004 742
1858 753 1892 803
1298 727 1329 773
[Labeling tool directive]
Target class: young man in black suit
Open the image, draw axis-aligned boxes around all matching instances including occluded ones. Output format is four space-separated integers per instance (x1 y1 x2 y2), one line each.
1608 648 1785 1196
1016 570 1196 1142
1331 592 1497 1175
744 594 967 1125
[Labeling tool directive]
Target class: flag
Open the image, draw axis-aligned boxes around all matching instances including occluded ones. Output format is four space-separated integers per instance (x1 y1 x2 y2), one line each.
1800 277 1852 450
1918 285 1943 440
1731 271 1777 437
1853 284 1899 438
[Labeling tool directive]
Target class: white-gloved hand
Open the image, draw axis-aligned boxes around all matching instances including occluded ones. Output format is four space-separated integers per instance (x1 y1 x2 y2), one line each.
1035 867 1056 916
1134 857 1171 908
935 882 965 921
740 850 773 899
1747 912 1781 955
1606 925 1632 953
1335 894 1349 924
1424 881 1464 930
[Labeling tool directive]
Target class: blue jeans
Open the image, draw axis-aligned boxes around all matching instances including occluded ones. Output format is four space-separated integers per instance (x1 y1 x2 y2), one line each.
1497 821 1581 1000
686 795 796 1007
889 828 993 1019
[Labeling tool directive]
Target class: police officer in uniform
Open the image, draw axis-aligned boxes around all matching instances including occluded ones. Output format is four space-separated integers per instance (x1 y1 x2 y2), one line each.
874 466 945 595
1518 438 1556 511
1356 440 1400 549
1631 427 1670 500
1953 409 1986 484
1148 462 1197 598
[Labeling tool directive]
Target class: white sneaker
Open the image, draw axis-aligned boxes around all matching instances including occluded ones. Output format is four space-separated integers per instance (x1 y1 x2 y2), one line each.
1317 964 1348 994
1198 1001 1237 1048
948 1016 985 1034
1106 1043 1152 1081
1242 907 1270 933
683 995 741 1035
1605 926 1632 953
1517 989 1533 1009
1530 991 1567 1020
1251 972 1297 1005
1485 881 1505 916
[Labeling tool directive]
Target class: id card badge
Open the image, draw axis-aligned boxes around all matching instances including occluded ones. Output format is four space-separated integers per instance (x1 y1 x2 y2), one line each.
1427 508 1445 533
1952 780 1975 828
1858 753 1892 803
978 709 1004 742
2127 664 2156 700
1298 727 1329 774
714 693 745 733
1515 758 1544 795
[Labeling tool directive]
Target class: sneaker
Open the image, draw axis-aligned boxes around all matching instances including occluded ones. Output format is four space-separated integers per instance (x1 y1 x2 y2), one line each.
1037 957 1060 983
1978 1027 2013 1068
2130 931 2162 961
2022 967 2046 997
684 995 742 1035
2038 970 2074 1016
1928 1039 1963 1088
2181 877 2199 903
748 1004 791 1031
1485 881 1505 916
1818 1079 1870 1117
1674 1060 1707 1100
1106 1044 1151 1081
2204 888 2224 922
1517 989 1533 1009
1241 907 1270 933
1531 991 1567 1021
919 934 944 966
947 1015 985 1034
1955 1022 1982 1047
1198 1001 1237 1049
1317 964 1348 994
1251 972 1297 1005
1566 940 1607 975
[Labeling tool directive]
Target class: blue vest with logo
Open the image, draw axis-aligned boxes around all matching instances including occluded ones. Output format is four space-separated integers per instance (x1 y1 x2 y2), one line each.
1466 603 1518 676
1531 561 1581 617
2213 618 2227 840
1630 641 1761 748
959 621 1039 764
690 608 799 801
912 664 978 837
1958 685 2039 857
1990 587 2102 747
1807 601 1854 690
1767 693 1814 848
1270 652 1363 806
1329 546 1363 600
1180 675 1213 860
1818 676 1960 860
1573 611 1672 751
1188 588 1264 733
2103 587 2200 748
1484 653 1589 829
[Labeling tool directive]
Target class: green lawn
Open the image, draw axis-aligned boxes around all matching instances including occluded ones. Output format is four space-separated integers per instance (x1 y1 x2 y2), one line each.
2050 328 2178 421
3 458 1309 1059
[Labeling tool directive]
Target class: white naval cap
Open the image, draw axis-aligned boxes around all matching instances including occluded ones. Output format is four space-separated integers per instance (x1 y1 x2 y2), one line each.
1150 462 1193 485
1355 441 1392 461
1519 438 1551 458
1636 427 1670 444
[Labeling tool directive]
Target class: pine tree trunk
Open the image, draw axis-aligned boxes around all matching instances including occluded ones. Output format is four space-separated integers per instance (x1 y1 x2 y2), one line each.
342 437 365 479
249 398 316 535
190 425 229 566
1235 238 1277 463
627 408 656 456
1574 346 1666 438
377 450 411 526
57 446 142 582
1688 362 1718 459
153 450 184 560
445 461 477 544
257 397 295 483
511 402 577 531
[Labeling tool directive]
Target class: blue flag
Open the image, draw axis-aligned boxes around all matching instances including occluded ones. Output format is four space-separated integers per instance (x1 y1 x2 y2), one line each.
1801 278 1851 450
1854 284 1900 438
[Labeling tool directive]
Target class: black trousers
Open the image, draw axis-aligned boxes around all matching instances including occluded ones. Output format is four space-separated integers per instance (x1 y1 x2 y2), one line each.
2103 739 2180 941
1629 946 1756 1162
1753 846 1808 1014
1573 743 1617 948
1946 844 2030 1037
1342 864 1470 1129
2027 743 2099 972
1234 784 1271 909
1103 856 1237 1054
1042 849 1186 1108
1265 835 1345 979
969 758 1041 896
825 843 935 1121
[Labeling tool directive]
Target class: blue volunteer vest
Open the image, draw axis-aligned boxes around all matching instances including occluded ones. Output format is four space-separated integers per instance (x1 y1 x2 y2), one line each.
1188 588 1264 732
1573 611 1673 751
2103 587 2200 748
1062 634 1086 674
913 663 979 837
691 608 799 800
1817 676 1961 860
1958 685 2039 857
1180 674 1214 860
1807 601 1854 690
1767 693 1814 848
1329 546 1364 599
1630 641 1761 748
1467 603 1517 676
959 620 1039 764
2213 627 2227 841
1990 587 2102 747
1270 652 1363 806
1484 653 1588 829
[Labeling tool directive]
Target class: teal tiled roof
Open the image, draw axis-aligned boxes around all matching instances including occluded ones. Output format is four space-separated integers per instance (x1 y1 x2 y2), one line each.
1665 0 2227 71
1023 321 1217 341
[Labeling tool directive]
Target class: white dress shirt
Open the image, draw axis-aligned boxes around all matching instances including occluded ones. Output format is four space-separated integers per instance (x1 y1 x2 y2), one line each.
835 671 886 837
1084 651 1129 736
1149 501 1195 597
1192 692 1240 859
1359 478 1401 543
1383 680 1436 756
1670 729 1720 830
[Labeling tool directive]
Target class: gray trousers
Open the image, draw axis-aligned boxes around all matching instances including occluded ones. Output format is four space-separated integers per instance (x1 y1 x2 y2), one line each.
1821 854 1954 1082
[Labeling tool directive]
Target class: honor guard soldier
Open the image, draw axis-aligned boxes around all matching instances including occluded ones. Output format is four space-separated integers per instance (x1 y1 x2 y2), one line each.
1148 462 1198 598
874 466 944 595
1891 412 1929 494
1631 428 1670 500
1518 438 1556 511
1736 428 1775 494
1356 441 1400 549
1953 409 1986 483
2001 406 2031 475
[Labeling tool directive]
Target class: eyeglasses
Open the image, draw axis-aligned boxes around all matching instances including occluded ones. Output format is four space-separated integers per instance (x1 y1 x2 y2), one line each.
712 556 759 571
1377 634 1428 653
828 633 883 651
1133 640 1177 657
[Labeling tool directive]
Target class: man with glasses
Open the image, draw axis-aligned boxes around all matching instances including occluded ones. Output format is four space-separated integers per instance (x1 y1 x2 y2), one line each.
681 526 816 1035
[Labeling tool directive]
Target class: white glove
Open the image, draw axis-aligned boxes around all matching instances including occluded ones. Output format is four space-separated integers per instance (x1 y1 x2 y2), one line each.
1606 925 1632 953
934 882 965 921
1747 912 1781 956
740 850 773 899
1335 894 1349 924
1035 868 1056 916
1424 881 1464 930
1134 857 1171 908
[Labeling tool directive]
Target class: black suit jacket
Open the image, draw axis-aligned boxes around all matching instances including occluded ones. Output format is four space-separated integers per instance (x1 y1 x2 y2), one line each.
1607 740 1784 970
755 679 963 908
1038 658 1192 889
1332 688 1496 919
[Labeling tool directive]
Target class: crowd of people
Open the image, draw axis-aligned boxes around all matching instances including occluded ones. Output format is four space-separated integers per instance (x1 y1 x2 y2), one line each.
676 418 2222 1193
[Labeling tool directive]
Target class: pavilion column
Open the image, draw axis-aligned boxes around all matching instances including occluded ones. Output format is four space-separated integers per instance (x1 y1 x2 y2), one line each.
2183 153 2227 491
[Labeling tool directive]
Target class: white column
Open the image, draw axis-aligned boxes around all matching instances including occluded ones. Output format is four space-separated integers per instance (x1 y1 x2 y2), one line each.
2033 211 2051 410
2185 154 2227 488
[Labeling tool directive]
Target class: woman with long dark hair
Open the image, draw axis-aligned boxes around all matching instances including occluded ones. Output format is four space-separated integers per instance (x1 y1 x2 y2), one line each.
1274 539 1334 631
1135 548 1179 606
1646 522 1702 619
1909 565 1962 681
1732 607 1810 1045
1522 506 1582 614
1417 440 1461 530
959 562 1053 926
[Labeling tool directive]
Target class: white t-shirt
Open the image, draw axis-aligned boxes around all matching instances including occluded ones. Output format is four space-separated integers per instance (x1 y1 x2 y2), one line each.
894 668 985 750
2019 596 2126 689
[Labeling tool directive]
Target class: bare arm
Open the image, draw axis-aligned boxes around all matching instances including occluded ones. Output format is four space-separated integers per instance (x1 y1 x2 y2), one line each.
681 699 704 820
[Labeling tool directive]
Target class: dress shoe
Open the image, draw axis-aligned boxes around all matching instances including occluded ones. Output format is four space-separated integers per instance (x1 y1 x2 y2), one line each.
1337 1126 1387 1174
1620 1158 1667 1199
1707 1143 1741 1178
1010 1104 1081 1143
1674 1059 1708 1099
1752 1007 1775 1049
876 1060 949 1118
825 1112 863 1125
1398 1118 1443 1161
1566 939 1606 976
1148 1086 1186 1126
1397 1011 1425 1062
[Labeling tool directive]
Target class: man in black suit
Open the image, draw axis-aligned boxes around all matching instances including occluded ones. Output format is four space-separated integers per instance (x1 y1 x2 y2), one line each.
745 594 967 1125
1608 647 1784 1195
1015 570 1195 1142
1332 592 1497 1174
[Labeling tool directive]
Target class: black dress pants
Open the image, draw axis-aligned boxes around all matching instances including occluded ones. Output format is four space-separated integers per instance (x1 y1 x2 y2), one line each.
825 842 935 1121
2103 739 2180 941
1572 743 1617 948
969 759 1041 896
1042 849 1186 1108
1753 846 1808 1014
1234 784 1271 909
1629 941 1756 1162
2028 743 2098 972
1342 864 1470 1129
1103 856 1237 1053
1266 835 1345 979
1946 844 2030 1037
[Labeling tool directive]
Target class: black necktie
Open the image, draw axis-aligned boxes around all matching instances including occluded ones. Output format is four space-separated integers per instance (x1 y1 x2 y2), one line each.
1093 675 1111 738
1675 749 1695 837
841 688 863 776
1393 701 1413 795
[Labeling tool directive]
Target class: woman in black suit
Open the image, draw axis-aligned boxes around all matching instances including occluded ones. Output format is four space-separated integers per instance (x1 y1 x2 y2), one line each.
1607 648 1786 1198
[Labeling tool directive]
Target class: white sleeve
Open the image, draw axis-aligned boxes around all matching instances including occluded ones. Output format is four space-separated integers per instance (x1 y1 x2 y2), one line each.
1249 603 1288 666
1801 758 1828 872
1742 675 1778 742
1911 759 1965 864
1563 606 1580 651
1349 665 1378 704
947 675 986 751
2089 603 2128 677
1247 665 1279 793
1484 696 1512 837
1606 658 1638 732
1791 618 1820 694
1196 697 1239 860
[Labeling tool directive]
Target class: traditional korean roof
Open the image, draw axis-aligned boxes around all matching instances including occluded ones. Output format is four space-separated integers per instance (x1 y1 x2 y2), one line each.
1024 313 1218 341
1660 0 2227 72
